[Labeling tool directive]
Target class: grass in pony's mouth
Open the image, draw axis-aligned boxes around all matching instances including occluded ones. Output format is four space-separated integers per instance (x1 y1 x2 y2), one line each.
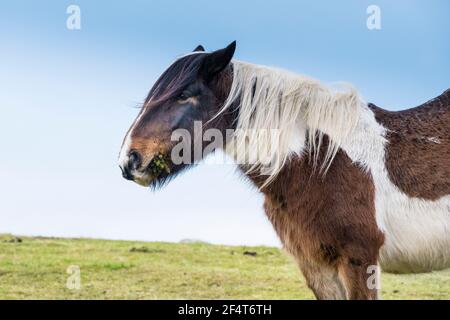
148 153 171 178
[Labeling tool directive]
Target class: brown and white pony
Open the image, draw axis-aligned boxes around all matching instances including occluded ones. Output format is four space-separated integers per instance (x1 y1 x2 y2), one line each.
119 42 450 300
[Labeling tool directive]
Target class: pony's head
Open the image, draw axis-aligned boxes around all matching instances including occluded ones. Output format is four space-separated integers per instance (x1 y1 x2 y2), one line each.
119 42 236 188
119 41 362 188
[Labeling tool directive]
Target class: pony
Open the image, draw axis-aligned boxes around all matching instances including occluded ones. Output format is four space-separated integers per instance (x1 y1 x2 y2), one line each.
118 42 450 299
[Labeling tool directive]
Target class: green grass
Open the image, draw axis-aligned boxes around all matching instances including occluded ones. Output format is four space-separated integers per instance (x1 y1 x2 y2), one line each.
0 234 448 299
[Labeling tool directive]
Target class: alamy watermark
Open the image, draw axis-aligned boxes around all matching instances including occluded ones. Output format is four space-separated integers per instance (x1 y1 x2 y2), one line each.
66 5 81 30
66 265 81 290
367 5 381 30
366 264 381 291
170 121 284 175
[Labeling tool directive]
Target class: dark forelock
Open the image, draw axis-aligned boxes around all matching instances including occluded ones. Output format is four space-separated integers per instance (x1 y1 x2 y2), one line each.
144 53 207 105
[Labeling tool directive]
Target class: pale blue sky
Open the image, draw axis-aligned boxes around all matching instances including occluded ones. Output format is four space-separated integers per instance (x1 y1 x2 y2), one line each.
0 1 449 246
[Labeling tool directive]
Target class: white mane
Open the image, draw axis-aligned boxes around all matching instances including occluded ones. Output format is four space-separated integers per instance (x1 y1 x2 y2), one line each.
218 60 364 186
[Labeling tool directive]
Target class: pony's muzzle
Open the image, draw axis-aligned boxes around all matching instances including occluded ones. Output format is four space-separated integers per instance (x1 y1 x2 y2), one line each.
120 150 143 181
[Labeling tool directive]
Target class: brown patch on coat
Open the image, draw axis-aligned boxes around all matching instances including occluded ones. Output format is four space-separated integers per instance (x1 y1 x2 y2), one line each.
242 139 385 299
369 89 450 200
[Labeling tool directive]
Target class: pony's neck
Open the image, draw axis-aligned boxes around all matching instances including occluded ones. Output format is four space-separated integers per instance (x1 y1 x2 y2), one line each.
220 60 366 185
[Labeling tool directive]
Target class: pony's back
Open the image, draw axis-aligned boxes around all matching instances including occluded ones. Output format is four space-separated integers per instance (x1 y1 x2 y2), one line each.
369 89 450 200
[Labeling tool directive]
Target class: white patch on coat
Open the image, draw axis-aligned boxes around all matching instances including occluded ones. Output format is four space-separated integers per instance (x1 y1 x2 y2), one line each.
118 108 146 170
118 131 133 169
340 104 450 273
426 137 441 144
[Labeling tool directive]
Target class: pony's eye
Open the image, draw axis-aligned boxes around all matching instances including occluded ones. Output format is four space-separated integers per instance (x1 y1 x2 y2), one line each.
179 91 191 101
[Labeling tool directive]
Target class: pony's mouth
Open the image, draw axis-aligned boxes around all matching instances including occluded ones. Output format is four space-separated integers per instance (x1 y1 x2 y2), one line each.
132 152 173 187
147 153 171 177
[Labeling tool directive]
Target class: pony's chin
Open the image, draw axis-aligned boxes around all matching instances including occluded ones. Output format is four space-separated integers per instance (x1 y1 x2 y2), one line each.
131 168 171 188
130 169 173 190
150 163 194 190
133 175 153 187
130 163 193 190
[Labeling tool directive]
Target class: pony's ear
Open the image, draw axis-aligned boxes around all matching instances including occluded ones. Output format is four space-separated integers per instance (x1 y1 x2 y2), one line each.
193 45 205 52
200 41 236 81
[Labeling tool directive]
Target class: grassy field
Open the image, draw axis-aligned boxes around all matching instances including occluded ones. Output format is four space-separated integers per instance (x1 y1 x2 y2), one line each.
0 234 448 300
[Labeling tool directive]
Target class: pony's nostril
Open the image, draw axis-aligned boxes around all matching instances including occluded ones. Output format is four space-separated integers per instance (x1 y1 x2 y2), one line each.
128 150 142 170
120 165 134 181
